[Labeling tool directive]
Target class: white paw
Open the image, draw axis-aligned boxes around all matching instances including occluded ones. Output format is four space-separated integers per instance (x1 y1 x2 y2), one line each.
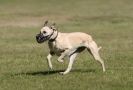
49 66 53 70
103 69 106 72
59 72 69 75
58 59 64 63
59 72 65 75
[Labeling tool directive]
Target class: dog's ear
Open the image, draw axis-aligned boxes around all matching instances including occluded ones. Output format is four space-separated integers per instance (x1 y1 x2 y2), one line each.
51 23 57 31
44 20 48 26
52 23 56 26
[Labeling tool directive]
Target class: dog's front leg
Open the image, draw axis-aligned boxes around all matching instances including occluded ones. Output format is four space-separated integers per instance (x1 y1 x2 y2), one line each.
58 47 78 62
57 50 70 62
47 53 53 70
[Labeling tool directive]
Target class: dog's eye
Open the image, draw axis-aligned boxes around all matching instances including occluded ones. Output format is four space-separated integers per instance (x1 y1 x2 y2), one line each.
43 31 46 34
50 26 56 30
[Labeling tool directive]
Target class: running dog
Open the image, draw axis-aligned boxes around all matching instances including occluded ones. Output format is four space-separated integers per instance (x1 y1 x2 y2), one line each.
36 21 106 75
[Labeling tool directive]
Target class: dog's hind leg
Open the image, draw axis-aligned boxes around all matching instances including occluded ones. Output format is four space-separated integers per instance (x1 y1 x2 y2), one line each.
60 53 78 75
87 41 106 72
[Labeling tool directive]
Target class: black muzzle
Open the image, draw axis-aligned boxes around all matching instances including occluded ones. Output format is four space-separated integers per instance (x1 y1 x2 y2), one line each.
36 33 49 43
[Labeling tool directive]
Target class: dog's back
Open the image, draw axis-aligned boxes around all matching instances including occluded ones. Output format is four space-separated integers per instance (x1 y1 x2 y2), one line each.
56 32 93 48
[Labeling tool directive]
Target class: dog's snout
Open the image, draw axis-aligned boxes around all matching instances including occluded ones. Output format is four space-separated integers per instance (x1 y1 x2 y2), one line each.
36 33 47 43
36 35 39 41
36 33 41 43
36 33 39 36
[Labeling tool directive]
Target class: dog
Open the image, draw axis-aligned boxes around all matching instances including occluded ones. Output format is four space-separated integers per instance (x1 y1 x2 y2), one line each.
36 21 106 75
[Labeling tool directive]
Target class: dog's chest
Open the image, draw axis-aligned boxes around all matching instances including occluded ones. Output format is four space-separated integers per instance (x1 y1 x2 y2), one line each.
48 41 65 55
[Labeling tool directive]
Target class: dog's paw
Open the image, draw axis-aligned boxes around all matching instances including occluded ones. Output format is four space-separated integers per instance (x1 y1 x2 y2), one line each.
59 72 69 75
48 68 54 71
49 68 53 71
48 66 53 69
59 72 65 75
57 59 64 63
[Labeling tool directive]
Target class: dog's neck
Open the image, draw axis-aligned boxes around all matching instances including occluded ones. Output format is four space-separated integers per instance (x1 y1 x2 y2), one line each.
49 30 58 42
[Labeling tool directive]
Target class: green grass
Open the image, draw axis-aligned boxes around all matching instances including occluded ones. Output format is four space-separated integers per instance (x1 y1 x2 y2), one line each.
0 0 133 90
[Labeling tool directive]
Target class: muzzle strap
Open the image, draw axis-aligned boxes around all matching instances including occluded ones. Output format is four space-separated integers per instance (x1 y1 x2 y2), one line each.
49 30 58 42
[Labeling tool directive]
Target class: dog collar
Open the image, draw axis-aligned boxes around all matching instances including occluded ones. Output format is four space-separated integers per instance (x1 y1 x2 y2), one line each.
49 30 58 42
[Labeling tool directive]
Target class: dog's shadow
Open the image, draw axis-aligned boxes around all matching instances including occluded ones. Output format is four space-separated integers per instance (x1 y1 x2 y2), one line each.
13 69 95 76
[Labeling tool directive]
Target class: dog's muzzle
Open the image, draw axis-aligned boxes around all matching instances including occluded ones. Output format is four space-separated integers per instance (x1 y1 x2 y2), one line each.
36 33 49 43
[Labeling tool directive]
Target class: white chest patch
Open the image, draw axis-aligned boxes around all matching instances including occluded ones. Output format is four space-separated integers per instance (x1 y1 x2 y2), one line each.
49 41 65 56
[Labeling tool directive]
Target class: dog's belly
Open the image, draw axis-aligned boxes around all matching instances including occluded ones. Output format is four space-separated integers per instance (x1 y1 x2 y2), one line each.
53 48 65 56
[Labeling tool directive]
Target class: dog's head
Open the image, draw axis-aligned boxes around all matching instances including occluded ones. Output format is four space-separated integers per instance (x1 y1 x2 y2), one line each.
36 21 57 43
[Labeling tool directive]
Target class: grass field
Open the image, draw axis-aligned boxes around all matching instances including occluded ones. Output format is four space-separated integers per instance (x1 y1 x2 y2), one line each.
0 0 133 90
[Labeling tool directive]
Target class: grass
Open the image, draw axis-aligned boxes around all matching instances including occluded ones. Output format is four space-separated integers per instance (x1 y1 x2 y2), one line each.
0 0 133 90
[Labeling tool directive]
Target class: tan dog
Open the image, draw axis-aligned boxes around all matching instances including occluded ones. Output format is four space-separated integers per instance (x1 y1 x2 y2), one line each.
36 21 105 75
